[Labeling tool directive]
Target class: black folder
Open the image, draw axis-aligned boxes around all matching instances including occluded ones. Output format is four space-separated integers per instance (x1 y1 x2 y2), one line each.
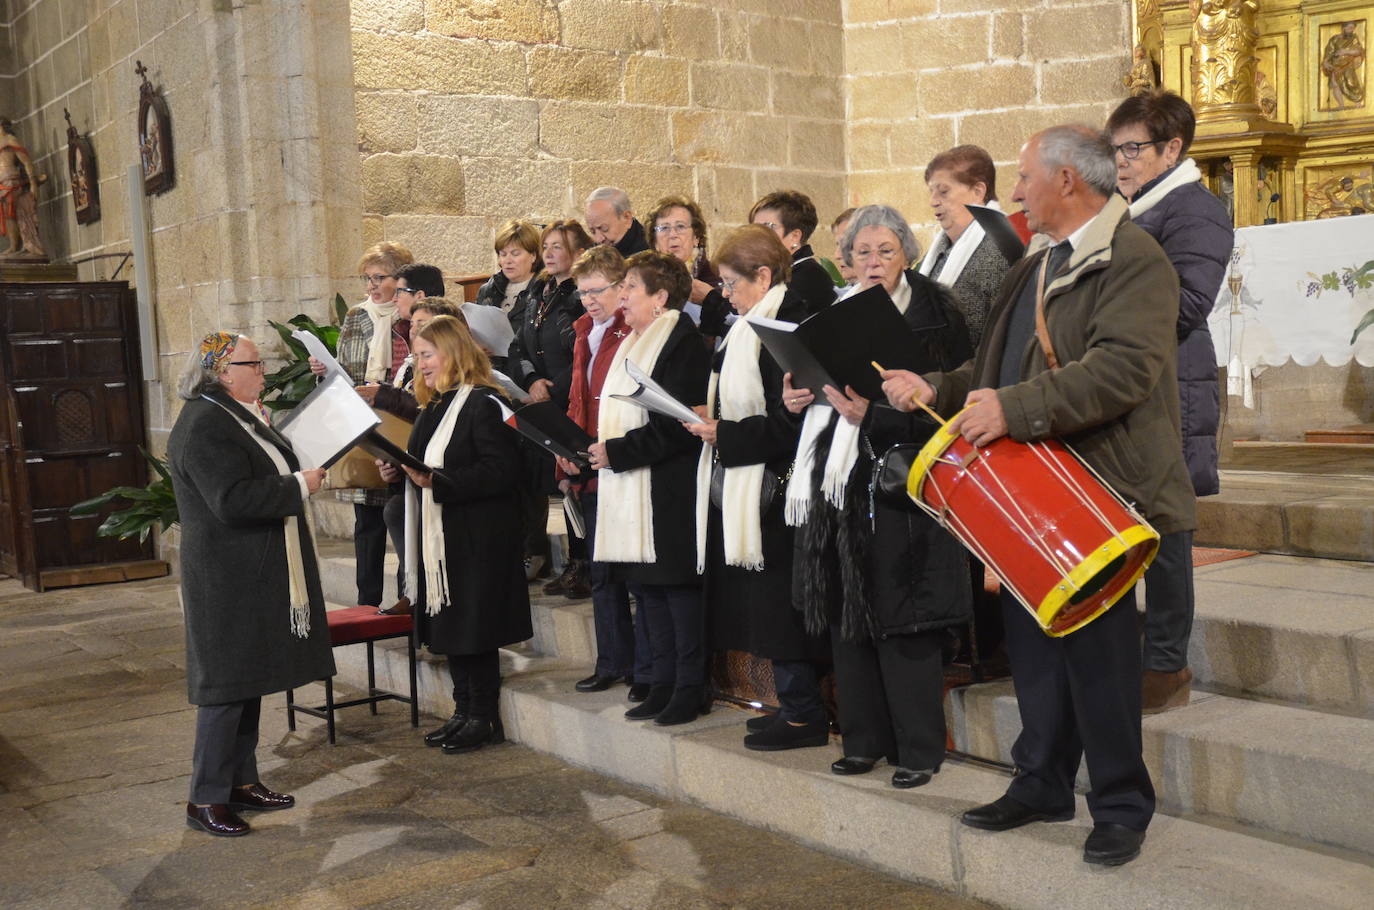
967 204 1026 264
748 283 927 402
357 429 433 476
494 399 596 471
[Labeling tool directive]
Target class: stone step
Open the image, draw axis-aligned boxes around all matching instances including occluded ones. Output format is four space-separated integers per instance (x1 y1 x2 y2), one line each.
1197 470 1374 562
312 638 1374 910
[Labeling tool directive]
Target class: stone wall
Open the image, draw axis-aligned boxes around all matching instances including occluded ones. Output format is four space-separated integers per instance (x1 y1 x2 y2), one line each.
845 0 1132 246
350 0 849 279
0 0 363 443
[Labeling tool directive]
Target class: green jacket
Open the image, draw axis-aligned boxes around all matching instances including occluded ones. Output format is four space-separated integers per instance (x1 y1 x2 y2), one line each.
926 195 1196 535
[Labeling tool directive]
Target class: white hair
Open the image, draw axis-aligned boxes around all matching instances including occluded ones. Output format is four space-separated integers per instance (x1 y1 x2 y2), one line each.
176 334 246 400
586 186 632 215
1038 125 1117 197
838 205 921 267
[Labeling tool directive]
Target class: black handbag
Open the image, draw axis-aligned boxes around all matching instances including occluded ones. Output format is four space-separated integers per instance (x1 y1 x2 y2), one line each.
710 461 786 514
870 443 924 513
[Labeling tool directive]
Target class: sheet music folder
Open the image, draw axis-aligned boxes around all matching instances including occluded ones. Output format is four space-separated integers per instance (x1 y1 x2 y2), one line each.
748 283 926 402
966 203 1026 264
276 372 380 470
493 398 595 471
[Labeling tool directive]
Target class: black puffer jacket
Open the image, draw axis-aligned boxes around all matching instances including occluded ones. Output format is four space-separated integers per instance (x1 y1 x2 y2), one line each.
1128 170 1232 497
508 275 582 409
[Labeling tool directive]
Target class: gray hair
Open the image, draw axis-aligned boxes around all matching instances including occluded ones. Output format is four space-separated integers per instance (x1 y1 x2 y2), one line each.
1037 125 1117 197
586 185 632 215
838 204 921 267
176 334 246 400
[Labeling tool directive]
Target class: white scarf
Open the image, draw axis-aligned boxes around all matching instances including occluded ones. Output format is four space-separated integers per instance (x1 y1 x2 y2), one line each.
1128 158 1202 218
694 283 788 572
359 298 399 382
918 199 1002 288
412 384 474 615
784 276 912 526
593 310 682 563
207 395 312 637
393 356 414 393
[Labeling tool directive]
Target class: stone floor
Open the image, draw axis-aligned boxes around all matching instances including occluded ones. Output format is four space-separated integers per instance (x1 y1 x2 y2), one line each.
0 576 994 910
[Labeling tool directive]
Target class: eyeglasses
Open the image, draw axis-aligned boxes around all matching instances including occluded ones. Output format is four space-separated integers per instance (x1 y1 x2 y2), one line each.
851 246 901 263
360 273 393 286
575 282 621 301
1111 140 1164 160
228 360 264 372
653 222 692 236
720 275 750 294
755 221 782 233
395 286 417 295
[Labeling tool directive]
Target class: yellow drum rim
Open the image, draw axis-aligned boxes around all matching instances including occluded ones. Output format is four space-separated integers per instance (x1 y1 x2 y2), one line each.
1036 524 1160 638
906 406 967 502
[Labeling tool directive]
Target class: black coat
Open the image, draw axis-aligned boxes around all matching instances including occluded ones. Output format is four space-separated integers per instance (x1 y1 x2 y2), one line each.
509 275 582 409
704 292 826 661
790 245 838 317
1128 174 1231 497
797 272 975 641
614 219 651 256
409 386 533 655
167 392 335 705
603 313 712 585
474 272 533 375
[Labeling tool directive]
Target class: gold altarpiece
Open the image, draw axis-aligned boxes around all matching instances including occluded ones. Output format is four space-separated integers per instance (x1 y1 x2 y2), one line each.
1134 0 1374 226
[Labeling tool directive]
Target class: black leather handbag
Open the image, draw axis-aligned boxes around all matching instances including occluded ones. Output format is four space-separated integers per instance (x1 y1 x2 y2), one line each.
710 462 786 514
870 443 924 512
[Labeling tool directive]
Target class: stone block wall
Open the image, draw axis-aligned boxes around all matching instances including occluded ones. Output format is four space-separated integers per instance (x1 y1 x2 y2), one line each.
351 0 850 279
845 0 1131 247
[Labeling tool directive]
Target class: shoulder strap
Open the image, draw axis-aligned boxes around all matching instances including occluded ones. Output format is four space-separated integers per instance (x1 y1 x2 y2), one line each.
1033 252 1060 370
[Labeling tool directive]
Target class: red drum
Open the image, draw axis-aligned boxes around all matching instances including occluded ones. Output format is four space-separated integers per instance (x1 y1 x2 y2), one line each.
906 409 1159 637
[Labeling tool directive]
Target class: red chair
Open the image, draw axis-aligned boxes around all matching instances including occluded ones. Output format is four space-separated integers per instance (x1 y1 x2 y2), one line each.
286 607 419 744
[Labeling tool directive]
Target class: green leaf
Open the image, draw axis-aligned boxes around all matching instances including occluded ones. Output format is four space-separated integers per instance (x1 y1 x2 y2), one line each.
334 293 349 324
1322 272 1341 290
69 493 118 515
1352 307 1374 345
142 448 172 482
817 257 845 288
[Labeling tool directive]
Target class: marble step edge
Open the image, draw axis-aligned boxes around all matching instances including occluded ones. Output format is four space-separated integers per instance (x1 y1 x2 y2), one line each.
317 640 1374 910
951 681 1374 859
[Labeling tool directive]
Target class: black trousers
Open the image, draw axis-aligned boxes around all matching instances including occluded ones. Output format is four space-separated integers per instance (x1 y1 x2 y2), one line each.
447 651 501 720
383 492 406 599
637 583 705 687
771 659 825 724
1142 530 1194 673
189 697 261 805
831 627 946 771
583 493 636 678
1002 586 1155 830
354 503 388 607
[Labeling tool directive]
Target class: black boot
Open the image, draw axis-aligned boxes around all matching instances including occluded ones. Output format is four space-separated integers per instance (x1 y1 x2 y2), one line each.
624 684 672 720
423 708 467 746
440 717 503 754
654 685 708 726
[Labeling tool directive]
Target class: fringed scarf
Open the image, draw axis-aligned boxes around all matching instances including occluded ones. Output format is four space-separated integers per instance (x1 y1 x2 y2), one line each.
694 283 788 572
414 384 474 615
359 298 400 382
593 310 682 564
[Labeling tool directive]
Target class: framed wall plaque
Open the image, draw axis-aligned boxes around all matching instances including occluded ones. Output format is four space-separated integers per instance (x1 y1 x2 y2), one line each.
135 60 174 195
64 108 100 225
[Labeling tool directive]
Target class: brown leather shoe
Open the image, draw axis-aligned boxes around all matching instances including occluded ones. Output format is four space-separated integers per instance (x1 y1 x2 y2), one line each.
1142 667 1193 714
378 596 411 616
186 803 250 836
229 783 296 811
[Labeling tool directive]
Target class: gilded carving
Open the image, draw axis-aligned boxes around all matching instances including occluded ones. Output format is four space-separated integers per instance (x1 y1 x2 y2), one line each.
1305 166 1374 219
1124 45 1159 95
1190 0 1261 112
1319 21 1366 111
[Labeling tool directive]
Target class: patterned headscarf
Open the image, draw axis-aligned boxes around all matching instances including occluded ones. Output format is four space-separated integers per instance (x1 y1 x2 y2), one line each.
199 332 238 373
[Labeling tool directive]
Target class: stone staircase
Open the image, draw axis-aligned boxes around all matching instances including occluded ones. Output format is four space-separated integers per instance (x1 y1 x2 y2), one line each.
308 526 1374 909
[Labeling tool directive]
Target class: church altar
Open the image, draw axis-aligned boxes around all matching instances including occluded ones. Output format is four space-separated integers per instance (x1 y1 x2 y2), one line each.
1208 212 1374 407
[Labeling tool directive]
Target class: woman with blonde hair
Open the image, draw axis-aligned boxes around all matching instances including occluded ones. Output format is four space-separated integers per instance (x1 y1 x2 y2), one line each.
380 315 532 754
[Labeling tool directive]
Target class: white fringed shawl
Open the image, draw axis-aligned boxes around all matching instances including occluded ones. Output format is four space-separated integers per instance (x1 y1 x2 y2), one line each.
410 384 473 615
359 298 400 382
918 199 1003 288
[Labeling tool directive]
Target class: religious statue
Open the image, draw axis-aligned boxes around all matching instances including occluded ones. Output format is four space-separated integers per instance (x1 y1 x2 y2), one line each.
0 118 48 260
1321 22 1366 111
1190 0 1262 115
1124 45 1158 95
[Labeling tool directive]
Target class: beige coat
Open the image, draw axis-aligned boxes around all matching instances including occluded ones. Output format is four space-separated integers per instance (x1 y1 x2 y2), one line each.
925 195 1196 535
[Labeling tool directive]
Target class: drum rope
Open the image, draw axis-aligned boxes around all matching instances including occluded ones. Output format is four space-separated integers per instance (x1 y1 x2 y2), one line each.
1027 443 1135 546
912 490 1038 615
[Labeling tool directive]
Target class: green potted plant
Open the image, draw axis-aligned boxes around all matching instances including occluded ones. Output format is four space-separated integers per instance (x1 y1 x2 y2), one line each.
262 293 348 411
69 448 179 542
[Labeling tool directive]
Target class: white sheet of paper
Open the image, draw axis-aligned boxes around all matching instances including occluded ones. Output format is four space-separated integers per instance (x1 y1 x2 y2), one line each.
610 359 705 425
291 329 348 381
491 370 530 404
460 302 516 358
277 372 381 469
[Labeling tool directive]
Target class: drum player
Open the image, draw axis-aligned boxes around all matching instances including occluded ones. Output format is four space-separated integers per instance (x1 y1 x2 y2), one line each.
880 125 1196 867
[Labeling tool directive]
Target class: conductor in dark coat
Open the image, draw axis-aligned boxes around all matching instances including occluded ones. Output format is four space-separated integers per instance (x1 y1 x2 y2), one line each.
685 226 829 753
384 316 533 756
168 332 335 838
590 251 711 728
788 206 973 790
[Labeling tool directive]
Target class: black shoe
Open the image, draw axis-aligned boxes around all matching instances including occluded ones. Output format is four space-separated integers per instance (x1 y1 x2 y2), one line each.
441 717 505 754
624 684 672 720
744 718 828 751
745 712 779 732
654 685 710 726
574 673 621 693
228 783 295 811
423 710 467 746
626 683 651 703
961 795 1074 831
891 767 934 789
186 803 250 837
543 559 578 596
830 756 880 776
1083 823 1145 866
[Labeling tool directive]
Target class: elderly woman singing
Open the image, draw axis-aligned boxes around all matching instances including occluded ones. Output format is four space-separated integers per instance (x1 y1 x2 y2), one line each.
168 332 335 837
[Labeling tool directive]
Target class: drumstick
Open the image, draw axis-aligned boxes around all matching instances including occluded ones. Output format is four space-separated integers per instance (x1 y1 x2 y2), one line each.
871 361 948 427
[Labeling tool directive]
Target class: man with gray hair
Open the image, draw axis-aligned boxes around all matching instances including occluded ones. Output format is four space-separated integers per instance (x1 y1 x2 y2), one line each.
584 186 649 256
880 125 1194 867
